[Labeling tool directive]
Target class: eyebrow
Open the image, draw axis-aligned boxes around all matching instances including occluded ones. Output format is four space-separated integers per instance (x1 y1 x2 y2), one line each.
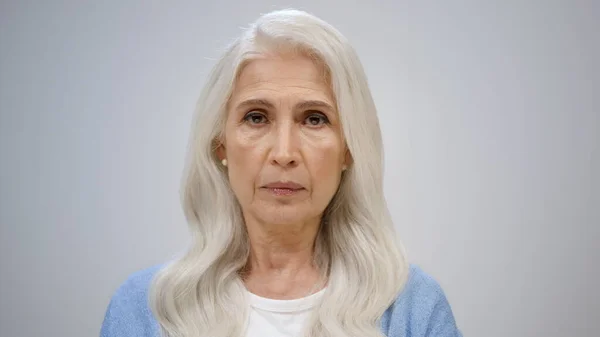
296 100 335 112
235 98 335 112
235 99 275 110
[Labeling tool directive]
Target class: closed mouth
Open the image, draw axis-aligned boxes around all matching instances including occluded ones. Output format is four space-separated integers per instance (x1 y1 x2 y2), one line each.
262 182 304 190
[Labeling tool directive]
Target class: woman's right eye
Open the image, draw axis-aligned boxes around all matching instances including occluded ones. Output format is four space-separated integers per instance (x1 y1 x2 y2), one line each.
243 112 268 125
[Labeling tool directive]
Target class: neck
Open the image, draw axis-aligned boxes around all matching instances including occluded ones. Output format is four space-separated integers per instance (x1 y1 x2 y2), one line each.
241 215 323 298
245 217 320 272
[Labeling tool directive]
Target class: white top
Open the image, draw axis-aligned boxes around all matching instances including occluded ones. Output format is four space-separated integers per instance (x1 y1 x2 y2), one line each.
245 288 326 337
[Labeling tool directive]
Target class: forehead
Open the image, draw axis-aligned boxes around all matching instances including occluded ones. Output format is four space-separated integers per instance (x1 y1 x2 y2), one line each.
230 56 334 103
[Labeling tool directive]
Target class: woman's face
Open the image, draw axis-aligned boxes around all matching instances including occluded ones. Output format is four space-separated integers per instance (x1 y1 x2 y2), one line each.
219 55 348 226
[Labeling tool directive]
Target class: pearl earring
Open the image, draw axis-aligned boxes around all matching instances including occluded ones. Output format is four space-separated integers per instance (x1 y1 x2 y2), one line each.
342 165 347 171
221 159 227 167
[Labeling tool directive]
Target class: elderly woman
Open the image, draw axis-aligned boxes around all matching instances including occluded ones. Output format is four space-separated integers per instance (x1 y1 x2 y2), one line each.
101 9 462 337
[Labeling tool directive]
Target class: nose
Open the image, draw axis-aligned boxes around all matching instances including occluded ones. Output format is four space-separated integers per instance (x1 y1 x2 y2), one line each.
269 121 300 168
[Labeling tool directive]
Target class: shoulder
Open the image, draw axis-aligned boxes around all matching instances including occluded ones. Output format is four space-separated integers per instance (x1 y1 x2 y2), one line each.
100 265 163 337
380 264 462 337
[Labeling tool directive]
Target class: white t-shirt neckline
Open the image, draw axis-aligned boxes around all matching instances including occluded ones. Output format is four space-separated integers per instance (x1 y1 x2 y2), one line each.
247 288 327 313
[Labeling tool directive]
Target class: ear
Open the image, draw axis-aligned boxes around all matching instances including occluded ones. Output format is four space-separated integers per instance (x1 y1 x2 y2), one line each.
216 145 226 161
214 138 226 161
343 148 353 169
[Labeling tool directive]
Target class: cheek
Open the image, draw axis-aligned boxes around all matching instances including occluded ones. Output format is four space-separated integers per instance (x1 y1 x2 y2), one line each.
305 138 344 186
226 155 255 207
224 130 265 198
226 127 260 165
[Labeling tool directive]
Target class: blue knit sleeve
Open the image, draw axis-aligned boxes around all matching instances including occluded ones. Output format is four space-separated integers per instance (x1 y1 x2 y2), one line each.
381 265 462 337
423 286 462 337
100 266 161 337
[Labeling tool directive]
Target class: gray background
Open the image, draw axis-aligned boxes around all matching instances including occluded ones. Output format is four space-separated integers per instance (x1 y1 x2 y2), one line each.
1 1 598 336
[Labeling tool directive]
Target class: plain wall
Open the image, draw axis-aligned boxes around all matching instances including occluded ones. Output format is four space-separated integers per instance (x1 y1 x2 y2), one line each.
1 1 598 336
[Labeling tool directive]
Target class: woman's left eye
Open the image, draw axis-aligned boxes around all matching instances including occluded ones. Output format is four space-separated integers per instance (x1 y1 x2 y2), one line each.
304 113 329 126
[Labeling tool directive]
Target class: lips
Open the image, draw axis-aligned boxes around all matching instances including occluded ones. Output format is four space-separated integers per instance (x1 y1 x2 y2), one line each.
263 181 304 190
261 181 305 196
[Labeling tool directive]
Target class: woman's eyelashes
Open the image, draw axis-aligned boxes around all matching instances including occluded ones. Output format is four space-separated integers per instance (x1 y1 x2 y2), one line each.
242 110 330 127
304 111 330 126
243 111 268 125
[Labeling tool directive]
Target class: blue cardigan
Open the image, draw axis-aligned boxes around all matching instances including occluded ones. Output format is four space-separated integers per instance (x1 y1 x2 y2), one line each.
100 264 462 337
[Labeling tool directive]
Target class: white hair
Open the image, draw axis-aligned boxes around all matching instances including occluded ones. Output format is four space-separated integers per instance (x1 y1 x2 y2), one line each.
149 9 409 337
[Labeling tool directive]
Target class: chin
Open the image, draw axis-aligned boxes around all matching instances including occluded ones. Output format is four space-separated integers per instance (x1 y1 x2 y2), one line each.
254 203 310 225
259 213 304 226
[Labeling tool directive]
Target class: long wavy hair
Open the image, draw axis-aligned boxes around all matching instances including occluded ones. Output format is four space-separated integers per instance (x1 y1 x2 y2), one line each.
149 9 409 337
